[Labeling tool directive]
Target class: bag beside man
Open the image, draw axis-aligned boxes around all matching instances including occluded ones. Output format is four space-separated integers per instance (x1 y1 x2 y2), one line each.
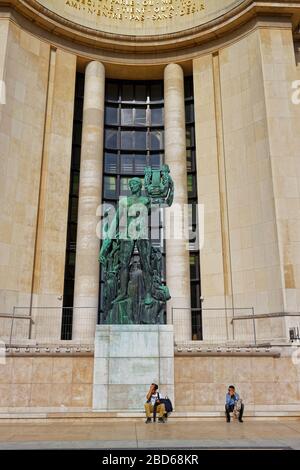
153 396 173 422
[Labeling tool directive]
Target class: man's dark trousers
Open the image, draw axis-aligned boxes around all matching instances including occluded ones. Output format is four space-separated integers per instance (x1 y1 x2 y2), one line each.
225 403 244 422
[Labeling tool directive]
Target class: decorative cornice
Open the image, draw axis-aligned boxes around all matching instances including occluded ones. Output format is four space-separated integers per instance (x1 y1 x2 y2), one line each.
5 345 94 356
1 0 300 54
174 345 281 357
3 344 282 357
18 0 256 43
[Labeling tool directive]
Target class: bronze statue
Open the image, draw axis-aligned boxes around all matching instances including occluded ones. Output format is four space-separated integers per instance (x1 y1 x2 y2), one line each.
99 166 174 324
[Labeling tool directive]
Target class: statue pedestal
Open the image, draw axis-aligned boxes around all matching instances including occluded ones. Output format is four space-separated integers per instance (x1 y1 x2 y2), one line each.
92 324 174 411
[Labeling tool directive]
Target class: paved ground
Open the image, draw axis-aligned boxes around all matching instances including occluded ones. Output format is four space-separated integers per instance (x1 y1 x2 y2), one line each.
0 419 299 449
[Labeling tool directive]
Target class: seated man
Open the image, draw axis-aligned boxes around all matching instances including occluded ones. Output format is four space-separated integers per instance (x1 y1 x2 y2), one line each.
144 383 166 424
225 385 244 423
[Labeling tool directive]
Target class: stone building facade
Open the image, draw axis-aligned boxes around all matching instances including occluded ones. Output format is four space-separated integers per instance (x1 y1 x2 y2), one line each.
0 0 300 416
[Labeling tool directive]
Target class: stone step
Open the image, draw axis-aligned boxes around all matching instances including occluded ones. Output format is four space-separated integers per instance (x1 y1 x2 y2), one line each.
0 410 300 420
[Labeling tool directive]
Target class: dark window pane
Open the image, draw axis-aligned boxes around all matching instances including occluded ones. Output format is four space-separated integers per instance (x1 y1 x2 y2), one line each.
105 129 118 149
135 84 147 102
65 255 75 279
121 108 134 126
72 146 81 170
68 250 76 266
76 74 85 98
186 149 196 172
104 176 117 198
135 130 147 150
70 197 78 223
74 97 83 120
135 108 147 126
135 155 147 173
105 106 119 125
185 102 194 122
150 130 164 150
190 253 200 280
106 82 119 101
150 83 163 101
71 173 79 195
187 174 193 194
68 222 77 244
120 154 134 174
187 174 196 197
121 130 134 149
64 279 74 298
122 84 134 101
187 149 192 172
191 283 200 309
191 283 201 312
105 153 118 173
120 177 131 196
73 121 82 145
151 107 163 126
184 78 193 99
186 126 195 147
151 153 162 169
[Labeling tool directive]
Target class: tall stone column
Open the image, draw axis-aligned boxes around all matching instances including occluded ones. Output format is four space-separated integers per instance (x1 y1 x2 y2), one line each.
72 61 105 342
164 63 191 342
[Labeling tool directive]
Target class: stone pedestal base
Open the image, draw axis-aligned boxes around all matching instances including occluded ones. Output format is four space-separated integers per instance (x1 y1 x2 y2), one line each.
93 324 174 411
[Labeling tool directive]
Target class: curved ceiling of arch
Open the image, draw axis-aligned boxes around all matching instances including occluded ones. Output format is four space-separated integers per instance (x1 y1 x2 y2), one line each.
37 0 244 37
